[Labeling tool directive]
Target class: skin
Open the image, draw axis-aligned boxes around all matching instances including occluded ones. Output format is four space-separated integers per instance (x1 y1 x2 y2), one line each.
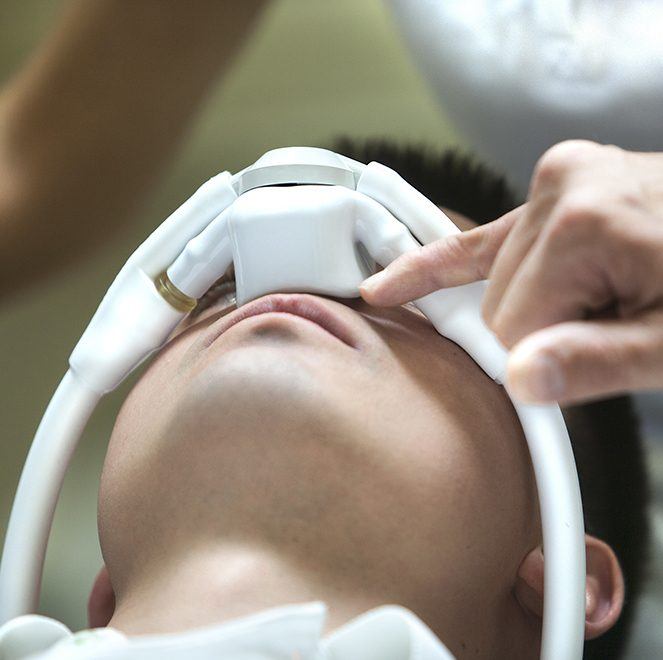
94 213 621 659
0 0 266 301
361 141 663 405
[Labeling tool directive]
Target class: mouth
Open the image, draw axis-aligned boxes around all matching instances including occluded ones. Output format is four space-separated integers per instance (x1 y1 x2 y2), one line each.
203 293 360 349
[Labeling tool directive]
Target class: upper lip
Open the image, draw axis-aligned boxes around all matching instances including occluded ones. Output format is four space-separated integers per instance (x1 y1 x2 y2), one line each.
203 293 360 349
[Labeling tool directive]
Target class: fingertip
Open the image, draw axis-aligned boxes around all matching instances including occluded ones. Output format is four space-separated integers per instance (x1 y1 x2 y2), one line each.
360 269 386 294
359 283 384 307
359 270 403 307
358 285 381 306
358 283 396 307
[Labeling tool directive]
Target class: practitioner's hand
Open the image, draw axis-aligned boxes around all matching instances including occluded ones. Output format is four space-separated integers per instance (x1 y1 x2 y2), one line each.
360 141 663 404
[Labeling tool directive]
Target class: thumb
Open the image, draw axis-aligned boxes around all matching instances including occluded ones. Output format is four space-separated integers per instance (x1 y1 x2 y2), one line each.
506 309 663 405
360 206 520 306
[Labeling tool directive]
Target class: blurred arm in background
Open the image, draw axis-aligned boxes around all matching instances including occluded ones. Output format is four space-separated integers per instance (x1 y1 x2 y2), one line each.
0 0 267 301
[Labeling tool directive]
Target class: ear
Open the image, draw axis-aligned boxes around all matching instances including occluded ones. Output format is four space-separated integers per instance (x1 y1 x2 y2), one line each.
514 535 624 639
88 565 116 628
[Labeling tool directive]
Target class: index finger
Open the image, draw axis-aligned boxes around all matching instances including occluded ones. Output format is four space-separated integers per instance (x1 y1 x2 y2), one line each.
360 206 522 306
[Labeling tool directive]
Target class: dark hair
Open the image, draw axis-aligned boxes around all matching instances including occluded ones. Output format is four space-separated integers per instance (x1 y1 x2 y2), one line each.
332 138 651 660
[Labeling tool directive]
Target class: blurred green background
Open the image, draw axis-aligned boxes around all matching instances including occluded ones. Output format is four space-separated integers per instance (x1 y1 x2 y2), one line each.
0 0 457 630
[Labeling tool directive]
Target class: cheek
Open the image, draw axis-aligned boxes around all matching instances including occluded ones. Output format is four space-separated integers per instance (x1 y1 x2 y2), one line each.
99 340 195 577
101 335 195 504
371 324 537 564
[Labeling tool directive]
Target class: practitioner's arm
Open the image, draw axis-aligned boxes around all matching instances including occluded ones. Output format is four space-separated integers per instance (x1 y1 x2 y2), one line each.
0 0 267 300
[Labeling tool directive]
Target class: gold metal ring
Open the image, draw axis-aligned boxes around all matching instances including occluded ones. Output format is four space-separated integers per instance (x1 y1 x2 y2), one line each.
155 271 197 313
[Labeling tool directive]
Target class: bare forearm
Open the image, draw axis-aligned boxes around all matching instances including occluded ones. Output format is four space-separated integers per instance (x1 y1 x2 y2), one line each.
0 0 266 299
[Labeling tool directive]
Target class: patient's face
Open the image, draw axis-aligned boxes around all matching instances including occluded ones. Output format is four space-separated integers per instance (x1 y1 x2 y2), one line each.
99 216 539 652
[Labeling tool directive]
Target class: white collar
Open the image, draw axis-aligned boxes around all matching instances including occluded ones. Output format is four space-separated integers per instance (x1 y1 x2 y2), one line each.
3 602 456 659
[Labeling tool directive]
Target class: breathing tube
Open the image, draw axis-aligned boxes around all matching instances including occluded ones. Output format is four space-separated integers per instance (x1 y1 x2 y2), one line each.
0 147 585 660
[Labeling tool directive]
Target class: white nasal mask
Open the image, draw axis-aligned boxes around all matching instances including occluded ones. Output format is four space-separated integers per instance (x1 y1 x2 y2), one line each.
0 148 585 660
387 0 663 192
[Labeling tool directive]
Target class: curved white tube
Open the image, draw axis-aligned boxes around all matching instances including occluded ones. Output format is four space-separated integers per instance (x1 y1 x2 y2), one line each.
0 173 239 624
0 371 99 623
357 162 460 244
167 207 233 299
513 402 586 660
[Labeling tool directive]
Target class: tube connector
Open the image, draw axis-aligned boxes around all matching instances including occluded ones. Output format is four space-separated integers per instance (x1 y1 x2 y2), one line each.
155 271 197 313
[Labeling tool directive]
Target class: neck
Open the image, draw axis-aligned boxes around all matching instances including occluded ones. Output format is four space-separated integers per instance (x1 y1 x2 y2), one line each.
108 541 387 636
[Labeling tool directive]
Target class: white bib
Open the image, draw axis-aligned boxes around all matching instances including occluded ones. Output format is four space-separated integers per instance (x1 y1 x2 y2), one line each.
0 602 455 660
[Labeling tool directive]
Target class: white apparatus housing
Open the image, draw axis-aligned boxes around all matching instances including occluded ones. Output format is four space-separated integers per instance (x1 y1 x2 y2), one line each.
0 148 585 660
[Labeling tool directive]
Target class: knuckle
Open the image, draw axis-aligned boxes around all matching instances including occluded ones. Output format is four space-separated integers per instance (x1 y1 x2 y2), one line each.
548 192 609 241
429 235 459 262
624 320 661 374
425 235 466 274
436 233 472 267
600 142 628 162
533 140 601 189
413 243 446 288
421 240 447 273
462 230 494 279
490 315 515 348
400 248 421 271
481 298 494 326
398 252 427 284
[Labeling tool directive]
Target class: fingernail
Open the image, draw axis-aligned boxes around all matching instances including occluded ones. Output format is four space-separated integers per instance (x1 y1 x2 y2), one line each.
360 270 388 295
508 350 566 402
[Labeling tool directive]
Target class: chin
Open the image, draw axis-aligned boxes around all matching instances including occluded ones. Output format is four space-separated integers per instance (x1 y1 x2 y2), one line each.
180 346 334 427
